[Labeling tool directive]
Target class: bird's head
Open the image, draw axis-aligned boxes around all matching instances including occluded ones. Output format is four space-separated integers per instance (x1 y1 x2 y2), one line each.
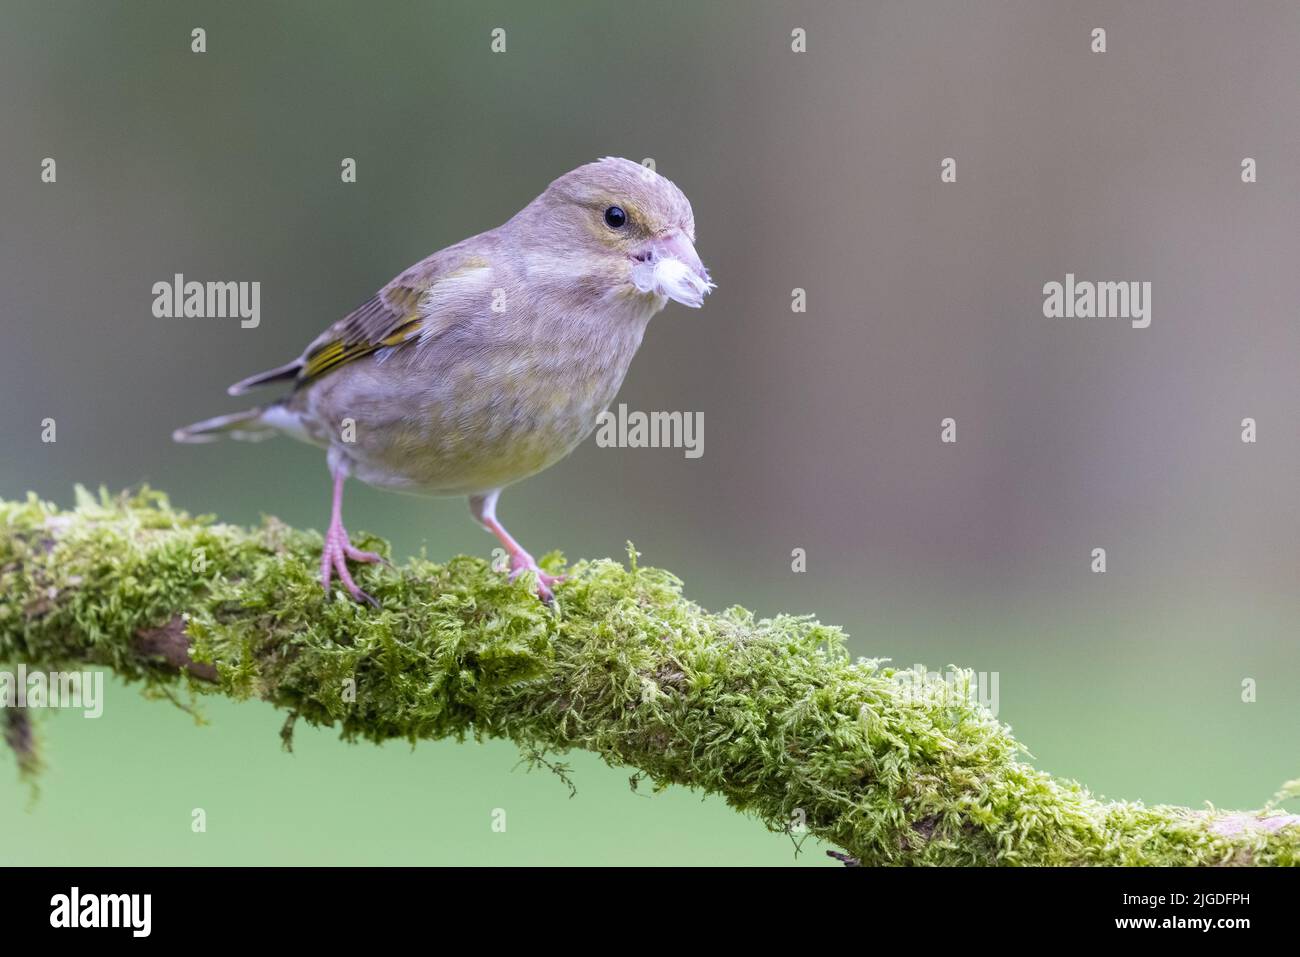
518 157 715 309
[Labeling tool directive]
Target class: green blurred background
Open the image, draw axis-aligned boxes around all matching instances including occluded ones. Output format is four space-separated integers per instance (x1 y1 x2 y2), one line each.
2 1 1297 865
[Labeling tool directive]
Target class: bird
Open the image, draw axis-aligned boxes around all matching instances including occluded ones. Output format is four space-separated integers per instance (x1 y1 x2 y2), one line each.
173 157 714 605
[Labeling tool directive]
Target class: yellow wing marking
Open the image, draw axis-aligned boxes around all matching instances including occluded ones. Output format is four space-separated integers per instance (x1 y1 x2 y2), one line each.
300 316 422 383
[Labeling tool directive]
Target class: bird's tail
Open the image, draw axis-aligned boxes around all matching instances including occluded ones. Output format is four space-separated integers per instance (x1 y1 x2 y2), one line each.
172 406 277 444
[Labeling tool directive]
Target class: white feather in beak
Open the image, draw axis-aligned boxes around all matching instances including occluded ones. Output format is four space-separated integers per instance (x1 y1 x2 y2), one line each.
631 232 715 308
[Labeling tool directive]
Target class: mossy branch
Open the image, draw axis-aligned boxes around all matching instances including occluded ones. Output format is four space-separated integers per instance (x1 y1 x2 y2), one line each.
1 488 1296 866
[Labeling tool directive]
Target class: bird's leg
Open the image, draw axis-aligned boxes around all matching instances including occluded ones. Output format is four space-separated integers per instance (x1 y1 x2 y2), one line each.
469 490 564 602
320 461 382 607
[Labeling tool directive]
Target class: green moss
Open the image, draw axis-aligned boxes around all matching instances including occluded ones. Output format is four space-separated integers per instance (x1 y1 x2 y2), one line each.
1 487 1297 866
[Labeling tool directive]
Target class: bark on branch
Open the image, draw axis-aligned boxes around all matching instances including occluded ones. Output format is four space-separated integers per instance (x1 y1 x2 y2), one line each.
1 487 1296 865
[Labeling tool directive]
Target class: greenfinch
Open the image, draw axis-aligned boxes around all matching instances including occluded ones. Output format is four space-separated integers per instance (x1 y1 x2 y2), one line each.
174 157 713 603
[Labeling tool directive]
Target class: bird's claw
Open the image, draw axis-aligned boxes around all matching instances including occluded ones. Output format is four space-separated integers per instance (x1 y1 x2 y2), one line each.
507 553 565 603
321 523 382 607
345 543 390 567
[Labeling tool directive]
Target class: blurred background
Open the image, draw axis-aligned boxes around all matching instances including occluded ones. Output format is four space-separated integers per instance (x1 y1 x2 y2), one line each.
1 0 1297 865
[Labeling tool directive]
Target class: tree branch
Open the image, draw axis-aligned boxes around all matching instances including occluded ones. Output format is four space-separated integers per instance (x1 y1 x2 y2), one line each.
1 487 1296 865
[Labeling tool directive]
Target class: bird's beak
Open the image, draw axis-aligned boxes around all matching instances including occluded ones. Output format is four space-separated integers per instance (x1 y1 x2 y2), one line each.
630 231 715 308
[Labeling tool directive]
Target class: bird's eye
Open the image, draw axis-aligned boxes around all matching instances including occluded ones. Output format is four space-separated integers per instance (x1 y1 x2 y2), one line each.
603 205 627 229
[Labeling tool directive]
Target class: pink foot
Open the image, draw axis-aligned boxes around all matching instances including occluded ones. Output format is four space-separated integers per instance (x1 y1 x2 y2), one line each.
470 490 563 603
507 552 566 603
321 519 382 607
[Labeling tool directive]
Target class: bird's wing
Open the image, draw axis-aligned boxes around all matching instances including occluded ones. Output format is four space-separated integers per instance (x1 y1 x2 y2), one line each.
227 240 496 395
